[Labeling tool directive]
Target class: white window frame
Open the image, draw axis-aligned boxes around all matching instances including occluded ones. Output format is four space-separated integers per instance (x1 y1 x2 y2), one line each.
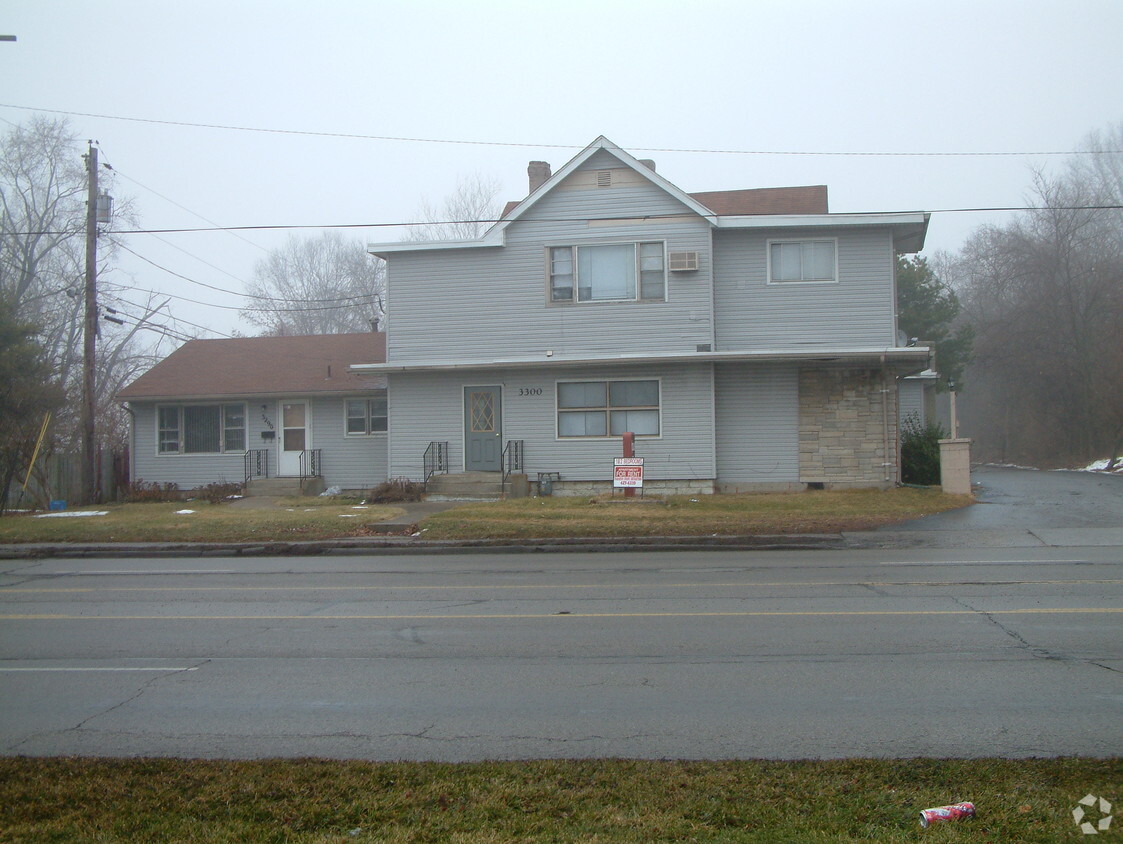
547 241 667 304
555 378 662 439
766 237 838 284
156 402 247 455
344 394 388 436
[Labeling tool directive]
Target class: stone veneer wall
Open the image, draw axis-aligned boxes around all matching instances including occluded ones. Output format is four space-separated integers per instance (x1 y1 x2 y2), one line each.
543 479 716 497
798 368 898 488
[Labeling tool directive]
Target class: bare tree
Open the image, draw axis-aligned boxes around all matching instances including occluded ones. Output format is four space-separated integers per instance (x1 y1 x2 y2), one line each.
0 117 165 470
954 125 1123 468
240 231 384 335
405 173 502 241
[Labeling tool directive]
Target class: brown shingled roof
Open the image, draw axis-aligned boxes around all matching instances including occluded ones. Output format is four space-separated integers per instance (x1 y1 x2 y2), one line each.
501 184 828 221
689 185 828 216
118 332 386 400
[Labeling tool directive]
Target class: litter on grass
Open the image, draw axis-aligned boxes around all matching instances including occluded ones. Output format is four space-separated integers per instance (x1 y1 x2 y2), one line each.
174 509 195 515
920 802 975 828
34 510 109 519
320 486 343 496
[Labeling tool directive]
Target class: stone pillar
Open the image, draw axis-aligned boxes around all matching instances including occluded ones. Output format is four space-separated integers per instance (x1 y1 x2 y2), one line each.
938 438 972 495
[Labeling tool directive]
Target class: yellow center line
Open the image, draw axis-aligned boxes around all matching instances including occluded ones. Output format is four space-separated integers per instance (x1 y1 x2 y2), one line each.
3 579 1121 594
1 608 1119 621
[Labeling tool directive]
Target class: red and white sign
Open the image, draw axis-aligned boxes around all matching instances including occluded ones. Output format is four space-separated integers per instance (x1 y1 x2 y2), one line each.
613 457 644 488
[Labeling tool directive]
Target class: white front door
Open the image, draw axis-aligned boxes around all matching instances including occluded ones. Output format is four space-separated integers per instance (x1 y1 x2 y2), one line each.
278 401 308 476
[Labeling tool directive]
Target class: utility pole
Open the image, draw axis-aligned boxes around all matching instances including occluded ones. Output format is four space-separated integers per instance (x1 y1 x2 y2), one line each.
81 142 99 505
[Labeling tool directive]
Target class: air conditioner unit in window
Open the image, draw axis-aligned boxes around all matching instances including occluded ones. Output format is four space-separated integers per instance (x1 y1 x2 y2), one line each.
668 251 699 272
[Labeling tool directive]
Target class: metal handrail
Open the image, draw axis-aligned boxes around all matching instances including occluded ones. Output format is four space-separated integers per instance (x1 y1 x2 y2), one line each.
423 441 449 486
244 449 269 484
299 449 323 479
501 439 524 492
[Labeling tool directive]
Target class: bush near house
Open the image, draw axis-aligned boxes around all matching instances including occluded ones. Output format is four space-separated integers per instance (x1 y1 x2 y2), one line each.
367 477 425 504
194 481 243 504
123 480 181 503
901 413 947 486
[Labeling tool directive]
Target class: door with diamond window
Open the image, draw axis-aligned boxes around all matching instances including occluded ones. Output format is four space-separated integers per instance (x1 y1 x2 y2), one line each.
464 386 502 471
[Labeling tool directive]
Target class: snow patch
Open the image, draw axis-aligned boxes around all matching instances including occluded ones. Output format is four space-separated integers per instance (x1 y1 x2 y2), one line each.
34 510 109 519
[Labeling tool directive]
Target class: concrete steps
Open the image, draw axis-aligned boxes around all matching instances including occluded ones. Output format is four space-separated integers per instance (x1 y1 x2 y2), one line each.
244 477 326 497
425 472 527 500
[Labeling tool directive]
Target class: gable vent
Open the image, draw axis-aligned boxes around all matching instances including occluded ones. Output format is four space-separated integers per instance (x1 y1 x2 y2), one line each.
668 251 699 272
596 170 612 187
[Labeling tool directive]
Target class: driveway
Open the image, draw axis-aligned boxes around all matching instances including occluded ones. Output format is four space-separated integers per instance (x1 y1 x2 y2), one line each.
871 465 1123 547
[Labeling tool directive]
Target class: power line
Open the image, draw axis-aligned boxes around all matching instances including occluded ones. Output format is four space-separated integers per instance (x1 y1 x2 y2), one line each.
101 156 271 254
3 102 1120 157
12 204 1122 238
110 239 382 307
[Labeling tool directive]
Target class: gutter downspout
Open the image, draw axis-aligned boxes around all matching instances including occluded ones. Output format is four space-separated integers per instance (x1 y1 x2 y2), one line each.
880 353 892 486
122 403 136 491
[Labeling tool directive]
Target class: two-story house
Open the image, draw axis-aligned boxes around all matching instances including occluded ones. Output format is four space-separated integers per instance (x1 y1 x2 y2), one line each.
354 136 931 495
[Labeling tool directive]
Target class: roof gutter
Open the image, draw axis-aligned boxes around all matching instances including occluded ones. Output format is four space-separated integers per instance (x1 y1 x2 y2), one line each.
351 346 932 376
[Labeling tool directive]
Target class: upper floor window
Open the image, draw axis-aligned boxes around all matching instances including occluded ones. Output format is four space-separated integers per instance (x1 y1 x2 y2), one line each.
549 242 665 303
768 239 837 283
345 394 388 435
158 403 245 454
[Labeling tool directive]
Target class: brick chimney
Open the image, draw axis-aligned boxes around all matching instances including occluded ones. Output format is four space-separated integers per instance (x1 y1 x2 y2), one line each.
528 161 551 194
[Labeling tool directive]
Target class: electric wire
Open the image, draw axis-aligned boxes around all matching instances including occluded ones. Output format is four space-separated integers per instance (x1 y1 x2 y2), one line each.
10 204 1122 238
3 102 1121 157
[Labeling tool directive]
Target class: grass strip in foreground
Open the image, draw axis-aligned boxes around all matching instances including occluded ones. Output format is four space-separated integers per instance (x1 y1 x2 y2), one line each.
1 757 1117 842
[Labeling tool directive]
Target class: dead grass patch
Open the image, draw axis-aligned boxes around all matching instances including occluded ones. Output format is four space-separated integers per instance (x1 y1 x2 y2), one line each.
0 500 402 544
420 488 971 540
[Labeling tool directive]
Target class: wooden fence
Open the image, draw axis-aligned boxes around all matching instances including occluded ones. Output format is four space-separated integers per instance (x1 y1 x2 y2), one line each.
6 449 128 509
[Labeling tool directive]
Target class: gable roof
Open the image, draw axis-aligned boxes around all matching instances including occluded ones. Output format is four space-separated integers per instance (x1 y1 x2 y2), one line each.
118 332 386 401
369 135 928 255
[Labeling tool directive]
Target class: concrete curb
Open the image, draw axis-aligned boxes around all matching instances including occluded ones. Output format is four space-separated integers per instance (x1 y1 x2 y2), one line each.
0 533 850 559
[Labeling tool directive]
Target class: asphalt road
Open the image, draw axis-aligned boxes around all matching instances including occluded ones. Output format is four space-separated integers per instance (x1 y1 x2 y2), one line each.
2 545 1120 760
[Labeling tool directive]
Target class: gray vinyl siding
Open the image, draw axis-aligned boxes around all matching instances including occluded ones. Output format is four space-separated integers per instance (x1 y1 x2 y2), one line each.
712 227 897 349
385 157 714 365
388 363 716 482
311 396 388 489
898 380 925 426
129 395 388 490
714 363 800 484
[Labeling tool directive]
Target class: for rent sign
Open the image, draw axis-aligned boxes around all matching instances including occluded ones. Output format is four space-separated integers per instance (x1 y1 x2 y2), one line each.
613 457 644 488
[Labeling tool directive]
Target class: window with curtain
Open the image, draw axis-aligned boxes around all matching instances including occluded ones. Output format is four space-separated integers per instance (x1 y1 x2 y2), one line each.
157 403 246 454
768 239 837 282
549 242 665 303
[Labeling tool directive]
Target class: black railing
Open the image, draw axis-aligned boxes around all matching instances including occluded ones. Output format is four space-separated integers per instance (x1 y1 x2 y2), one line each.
501 440 524 492
424 441 450 486
299 449 323 479
244 449 269 484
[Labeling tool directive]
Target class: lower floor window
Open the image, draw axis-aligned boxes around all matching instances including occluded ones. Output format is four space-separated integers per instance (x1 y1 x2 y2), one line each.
346 394 388 435
557 380 660 437
158 403 245 454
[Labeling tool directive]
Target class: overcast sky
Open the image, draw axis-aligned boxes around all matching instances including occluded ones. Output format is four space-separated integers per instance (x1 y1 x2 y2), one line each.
3 0 1121 340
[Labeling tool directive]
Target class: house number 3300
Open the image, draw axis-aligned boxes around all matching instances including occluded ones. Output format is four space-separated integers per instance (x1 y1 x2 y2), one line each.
518 387 543 397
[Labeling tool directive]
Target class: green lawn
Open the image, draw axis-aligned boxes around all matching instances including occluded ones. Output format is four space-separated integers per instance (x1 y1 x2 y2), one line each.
0 757 1116 842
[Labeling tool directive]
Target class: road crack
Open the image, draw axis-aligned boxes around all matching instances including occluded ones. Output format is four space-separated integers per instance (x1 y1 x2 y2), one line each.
954 597 1120 674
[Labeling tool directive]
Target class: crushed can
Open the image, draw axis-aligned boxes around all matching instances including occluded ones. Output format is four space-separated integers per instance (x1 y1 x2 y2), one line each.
920 802 975 828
